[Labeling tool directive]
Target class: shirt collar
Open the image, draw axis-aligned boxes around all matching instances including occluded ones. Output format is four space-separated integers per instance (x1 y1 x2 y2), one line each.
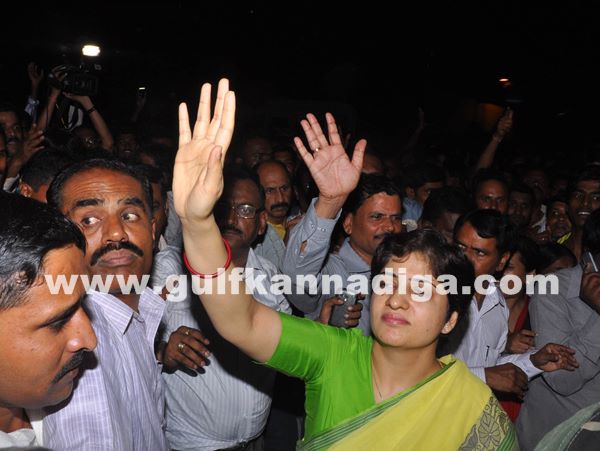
89 288 165 336
337 239 371 274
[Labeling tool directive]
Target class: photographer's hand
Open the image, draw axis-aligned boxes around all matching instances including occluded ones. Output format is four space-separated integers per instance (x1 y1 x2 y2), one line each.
27 62 44 100
63 93 114 151
37 68 66 131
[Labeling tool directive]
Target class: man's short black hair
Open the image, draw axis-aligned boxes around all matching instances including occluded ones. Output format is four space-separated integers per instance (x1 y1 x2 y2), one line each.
344 174 401 214
568 165 600 197
421 187 470 224
454 209 513 253
472 168 509 194
509 183 535 202
223 164 265 209
20 148 74 191
0 193 86 310
134 163 169 200
46 158 153 216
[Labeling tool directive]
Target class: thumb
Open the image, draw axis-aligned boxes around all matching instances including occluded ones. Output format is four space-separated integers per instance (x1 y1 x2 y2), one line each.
351 139 367 172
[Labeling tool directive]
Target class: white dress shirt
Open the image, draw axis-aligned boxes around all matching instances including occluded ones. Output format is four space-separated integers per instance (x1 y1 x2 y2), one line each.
454 284 541 382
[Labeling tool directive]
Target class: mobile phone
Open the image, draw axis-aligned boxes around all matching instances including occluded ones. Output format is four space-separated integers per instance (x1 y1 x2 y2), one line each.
581 251 599 272
329 290 359 328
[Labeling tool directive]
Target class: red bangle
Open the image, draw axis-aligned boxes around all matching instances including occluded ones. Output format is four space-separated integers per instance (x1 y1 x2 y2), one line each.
183 238 232 279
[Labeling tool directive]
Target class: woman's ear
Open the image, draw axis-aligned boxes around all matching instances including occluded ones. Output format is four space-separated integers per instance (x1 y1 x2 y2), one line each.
441 311 459 335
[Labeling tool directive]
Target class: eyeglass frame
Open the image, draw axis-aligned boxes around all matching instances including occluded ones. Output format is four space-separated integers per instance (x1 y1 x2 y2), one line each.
216 201 263 219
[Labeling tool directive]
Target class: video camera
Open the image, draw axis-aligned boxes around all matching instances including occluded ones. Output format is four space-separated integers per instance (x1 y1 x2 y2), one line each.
48 62 101 96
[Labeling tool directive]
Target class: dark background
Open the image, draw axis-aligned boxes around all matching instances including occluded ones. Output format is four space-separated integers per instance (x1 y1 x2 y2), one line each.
2 2 600 157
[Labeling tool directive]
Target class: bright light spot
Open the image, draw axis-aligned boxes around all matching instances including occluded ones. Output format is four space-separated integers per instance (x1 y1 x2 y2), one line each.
499 78 510 83
82 45 101 57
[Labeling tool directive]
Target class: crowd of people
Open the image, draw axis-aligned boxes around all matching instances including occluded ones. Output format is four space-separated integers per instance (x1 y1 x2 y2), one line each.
0 68 599 451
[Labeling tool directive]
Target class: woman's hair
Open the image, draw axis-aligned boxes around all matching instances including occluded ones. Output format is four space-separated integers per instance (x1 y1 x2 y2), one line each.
371 229 475 355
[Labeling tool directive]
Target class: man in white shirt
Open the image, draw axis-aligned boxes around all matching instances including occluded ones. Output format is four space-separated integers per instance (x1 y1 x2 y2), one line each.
44 159 169 451
158 165 291 450
453 209 578 399
0 194 97 447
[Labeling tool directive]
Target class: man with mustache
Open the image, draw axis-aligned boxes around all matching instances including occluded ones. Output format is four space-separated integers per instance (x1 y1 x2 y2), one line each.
255 159 294 268
43 159 170 450
159 164 292 450
282 113 403 335
0 193 97 447
0 103 24 157
562 166 600 260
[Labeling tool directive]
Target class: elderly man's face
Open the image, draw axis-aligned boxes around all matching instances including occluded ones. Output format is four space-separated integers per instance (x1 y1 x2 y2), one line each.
0 246 97 409
59 168 155 294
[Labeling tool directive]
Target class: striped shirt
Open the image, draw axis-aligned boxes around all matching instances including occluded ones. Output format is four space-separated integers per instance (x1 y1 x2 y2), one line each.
43 289 168 451
157 248 290 450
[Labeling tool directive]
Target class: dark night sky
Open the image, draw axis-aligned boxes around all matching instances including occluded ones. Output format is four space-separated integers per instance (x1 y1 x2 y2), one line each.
3 2 600 154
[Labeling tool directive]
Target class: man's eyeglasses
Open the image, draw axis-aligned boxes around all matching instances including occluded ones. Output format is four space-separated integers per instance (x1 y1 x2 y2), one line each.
216 202 260 219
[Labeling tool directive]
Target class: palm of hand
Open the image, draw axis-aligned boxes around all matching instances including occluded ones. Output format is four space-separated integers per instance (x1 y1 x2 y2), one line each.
172 79 235 224
173 136 223 222
309 144 361 198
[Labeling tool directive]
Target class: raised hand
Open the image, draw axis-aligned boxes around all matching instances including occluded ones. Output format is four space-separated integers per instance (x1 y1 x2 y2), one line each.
294 113 366 202
173 79 235 225
494 108 513 141
27 62 44 93
531 343 578 372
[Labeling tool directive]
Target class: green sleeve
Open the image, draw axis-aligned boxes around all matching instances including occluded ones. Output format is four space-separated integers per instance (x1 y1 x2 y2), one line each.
265 312 348 382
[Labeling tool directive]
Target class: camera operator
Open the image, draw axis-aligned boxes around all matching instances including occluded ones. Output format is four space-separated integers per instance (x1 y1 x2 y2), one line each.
38 66 113 153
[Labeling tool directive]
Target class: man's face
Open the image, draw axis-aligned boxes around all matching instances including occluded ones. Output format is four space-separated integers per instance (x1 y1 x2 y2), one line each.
508 191 534 228
523 170 549 204
344 193 403 261
568 180 600 228
0 246 97 409
546 201 572 240
257 163 293 223
455 222 506 278
432 211 462 243
415 181 443 206
59 169 155 293
216 179 266 252
116 133 139 160
475 180 508 214
242 138 272 168
0 111 23 156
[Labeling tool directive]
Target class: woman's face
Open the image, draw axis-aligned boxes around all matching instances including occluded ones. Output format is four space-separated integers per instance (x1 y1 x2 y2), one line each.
370 252 458 350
